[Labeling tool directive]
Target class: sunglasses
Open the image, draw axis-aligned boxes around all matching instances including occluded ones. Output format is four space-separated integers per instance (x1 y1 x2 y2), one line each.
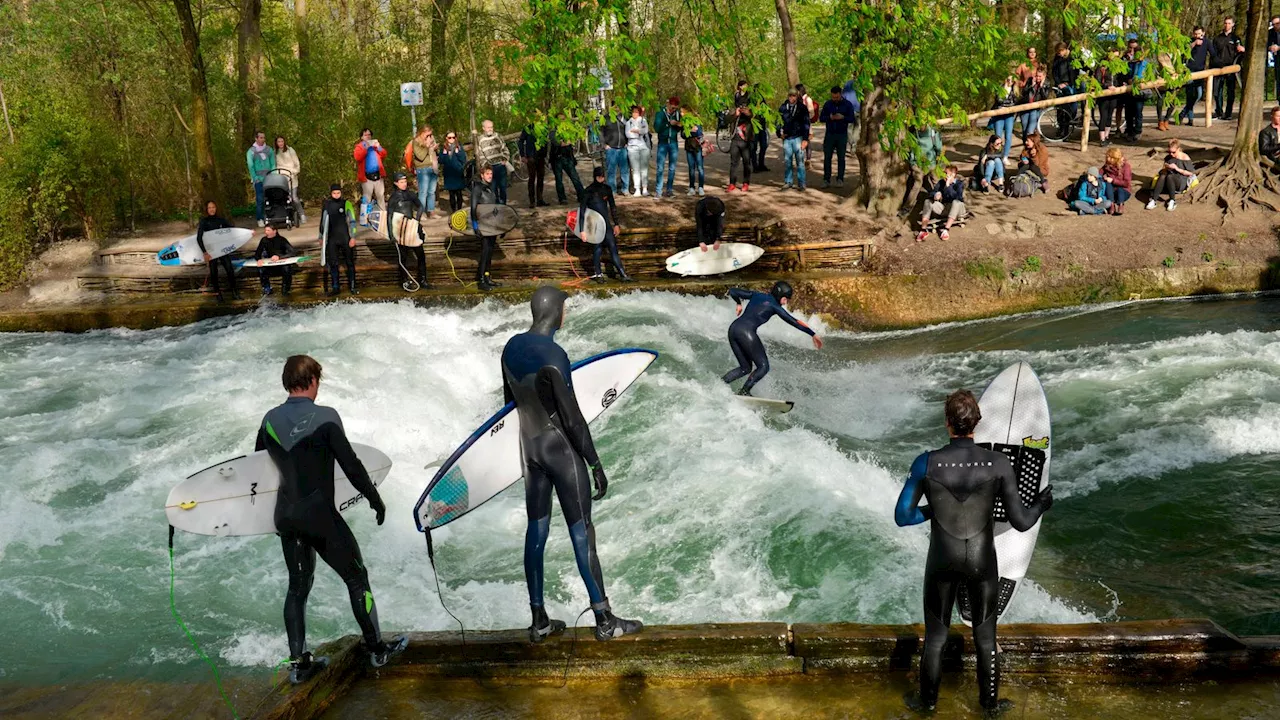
447 135 456 139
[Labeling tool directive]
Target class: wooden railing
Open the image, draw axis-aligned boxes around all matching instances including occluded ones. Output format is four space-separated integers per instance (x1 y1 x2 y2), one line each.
938 65 1241 151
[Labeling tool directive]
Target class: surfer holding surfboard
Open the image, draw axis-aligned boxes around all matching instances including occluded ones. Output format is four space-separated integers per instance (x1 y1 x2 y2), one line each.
320 184 359 296
578 166 633 283
721 281 823 397
894 389 1054 714
501 287 643 643
196 201 242 303
256 355 408 683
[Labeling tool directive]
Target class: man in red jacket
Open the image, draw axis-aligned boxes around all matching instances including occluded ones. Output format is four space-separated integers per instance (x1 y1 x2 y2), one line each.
353 128 388 214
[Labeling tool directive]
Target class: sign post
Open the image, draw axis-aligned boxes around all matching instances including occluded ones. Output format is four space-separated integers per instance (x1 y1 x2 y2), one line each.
400 82 424 135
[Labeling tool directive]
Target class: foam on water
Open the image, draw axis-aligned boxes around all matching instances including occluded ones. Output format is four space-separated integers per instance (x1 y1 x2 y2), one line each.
3 293 1278 681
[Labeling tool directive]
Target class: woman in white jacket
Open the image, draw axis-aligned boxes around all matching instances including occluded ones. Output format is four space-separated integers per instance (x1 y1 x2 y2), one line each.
274 136 305 224
625 106 651 197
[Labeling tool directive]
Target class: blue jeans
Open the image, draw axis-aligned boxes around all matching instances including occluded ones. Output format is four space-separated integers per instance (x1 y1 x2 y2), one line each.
415 168 438 213
655 141 678 194
783 137 806 187
253 181 265 221
492 163 508 204
1181 81 1204 123
605 147 630 194
686 151 704 188
989 116 1014 160
1104 184 1131 204
1019 110 1042 138
983 159 1005 184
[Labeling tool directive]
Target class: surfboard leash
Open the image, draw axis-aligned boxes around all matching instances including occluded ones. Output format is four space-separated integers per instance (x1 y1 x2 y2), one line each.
442 232 477 290
559 229 590 289
168 525 241 719
423 530 468 655
557 606 593 688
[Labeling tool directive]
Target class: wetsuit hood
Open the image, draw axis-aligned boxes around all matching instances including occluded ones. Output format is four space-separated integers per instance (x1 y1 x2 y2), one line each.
770 281 794 303
529 286 568 336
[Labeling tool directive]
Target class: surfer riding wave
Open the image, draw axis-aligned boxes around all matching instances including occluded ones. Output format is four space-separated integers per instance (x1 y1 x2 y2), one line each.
721 281 823 396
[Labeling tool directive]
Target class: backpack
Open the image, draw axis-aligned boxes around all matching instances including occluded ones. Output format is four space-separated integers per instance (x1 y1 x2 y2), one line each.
1007 172 1037 198
1058 173 1088 204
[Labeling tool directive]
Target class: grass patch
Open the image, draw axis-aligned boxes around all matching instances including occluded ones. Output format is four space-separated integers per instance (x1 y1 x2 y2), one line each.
1162 256 1177 268
963 257 1006 282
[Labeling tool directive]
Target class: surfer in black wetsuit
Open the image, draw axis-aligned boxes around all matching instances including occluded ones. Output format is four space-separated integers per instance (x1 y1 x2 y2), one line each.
577 166 633 283
894 389 1054 715
197 201 241 303
470 164 501 291
256 355 407 684
320 184 358 296
253 224 296 296
694 196 725 252
501 287 643 643
722 281 823 396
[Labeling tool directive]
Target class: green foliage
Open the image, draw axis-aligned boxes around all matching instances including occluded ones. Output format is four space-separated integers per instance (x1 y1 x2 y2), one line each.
1162 256 1176 268
963 256 1006 282
1201 251 1214 262
1023 255 1043 273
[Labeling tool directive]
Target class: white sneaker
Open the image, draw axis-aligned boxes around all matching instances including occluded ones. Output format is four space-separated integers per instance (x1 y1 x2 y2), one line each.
697 187 705 196
687 188 697 195
1145 200 1157 210
631 190 639 197
781 183 794 190
1166 199 1177 211
257 219 266 227
641 188 648 196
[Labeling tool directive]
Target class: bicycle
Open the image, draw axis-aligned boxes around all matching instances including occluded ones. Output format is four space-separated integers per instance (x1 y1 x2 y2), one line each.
506 139 529 182
1037 87 1101 143
715 109 734 153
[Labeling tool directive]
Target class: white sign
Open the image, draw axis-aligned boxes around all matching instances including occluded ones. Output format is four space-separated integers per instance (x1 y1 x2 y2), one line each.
590 67 613 92
400 82 423 107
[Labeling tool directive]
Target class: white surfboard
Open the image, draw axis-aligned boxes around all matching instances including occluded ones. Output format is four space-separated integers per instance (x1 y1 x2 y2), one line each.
165 443 393 537
158 227 254 266
578 208 607 245
737 396 794 414
958 361 1051 624
666 243 764 276
232 255 313 269
413 348 658 531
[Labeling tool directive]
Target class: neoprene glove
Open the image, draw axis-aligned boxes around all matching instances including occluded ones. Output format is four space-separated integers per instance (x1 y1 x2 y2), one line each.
472 222 479 232
370 496 387 525
1037 484 1054 514
591 463 608 501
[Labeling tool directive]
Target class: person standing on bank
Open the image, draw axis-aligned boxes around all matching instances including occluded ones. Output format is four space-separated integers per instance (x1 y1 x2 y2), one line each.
246 131 275 228
602 104 631 195
577 166 632 283
258 354 409 684
254 224 296 297
476 119 511 205
353 128 388 213
1210 17 1246 121
470 163 501 291
654 96 684 199
550 125 586 204
440 131 468 213
819 85 856 188
274 136 305 224
727 106 754 193
387 172 429 291
320 184 358 296
404 125 440 219
519 123 549 208
197 200 242 303
625 106 651 197
895 389 1053 714
778 89 811 191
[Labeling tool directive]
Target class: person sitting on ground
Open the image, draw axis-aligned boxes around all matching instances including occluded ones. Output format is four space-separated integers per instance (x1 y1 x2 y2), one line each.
254 224 296 296
1100 147 1133 214
915 165 965 242
577 166 632 283
1147 139 1195 211
974 134 1005 193
1015 132 1050 192
197 200 241 303
695 195 727 252
1073 166 1113 216
1258 106 1280 165
1019 67 1051 141
902 124 943 215
387 172 429 291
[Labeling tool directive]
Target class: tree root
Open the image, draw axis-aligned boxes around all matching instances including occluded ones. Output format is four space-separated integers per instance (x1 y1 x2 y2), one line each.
1188 155 1280 221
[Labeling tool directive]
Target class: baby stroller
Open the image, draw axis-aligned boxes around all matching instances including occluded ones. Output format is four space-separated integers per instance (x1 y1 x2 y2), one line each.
263 169 301 228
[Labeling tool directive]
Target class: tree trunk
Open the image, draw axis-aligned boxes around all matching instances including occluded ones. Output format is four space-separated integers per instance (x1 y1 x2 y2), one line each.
172 0 221 208
428 0 457 102
998 0 1027 32
774 0 800 89
236 0 263 146
853 84 901 218
1191 0 1280 216
1043 0 1064 55
294 0 308 66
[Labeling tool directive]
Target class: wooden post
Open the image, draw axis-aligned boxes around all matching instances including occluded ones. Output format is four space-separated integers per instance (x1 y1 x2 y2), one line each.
1080 97 1091 154
1205 74 1213 128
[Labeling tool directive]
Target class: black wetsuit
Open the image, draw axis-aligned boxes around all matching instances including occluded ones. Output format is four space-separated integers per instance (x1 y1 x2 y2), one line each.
256 396 387 658
695 197 725 247
196 214 238 299
577 180 627 278
470 179 498 286
387 187 426 286
721 288 815 395
895 437 1051 711
501 289 609 611
320 198 356 292
254 233 296 293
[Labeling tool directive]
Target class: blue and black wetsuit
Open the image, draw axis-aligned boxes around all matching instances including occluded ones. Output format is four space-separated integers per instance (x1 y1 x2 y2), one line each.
721 287 815 395
256 397 388 660
895 437 1052 712
502 287 642 642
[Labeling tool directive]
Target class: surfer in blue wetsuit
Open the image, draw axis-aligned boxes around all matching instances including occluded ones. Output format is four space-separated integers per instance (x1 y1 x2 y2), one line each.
722 281 823 396
501 286 643 643
895 389 1054 715
256 355 407 684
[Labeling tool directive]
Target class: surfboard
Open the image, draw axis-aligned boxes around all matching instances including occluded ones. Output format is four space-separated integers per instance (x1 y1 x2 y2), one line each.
666 243 764 276
232 255 313 269
413 348 658 532
165 443 393 537
958 361 1052 625
452 204 519 236
565 208 607 245
157 227 254 266
367 211 423 247
737 396 794 414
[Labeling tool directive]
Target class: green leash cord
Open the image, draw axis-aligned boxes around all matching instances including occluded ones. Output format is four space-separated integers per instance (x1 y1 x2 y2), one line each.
169 525 240 719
